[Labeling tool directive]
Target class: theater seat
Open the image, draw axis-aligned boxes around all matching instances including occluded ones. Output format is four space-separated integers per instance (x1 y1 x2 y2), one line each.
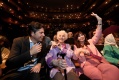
95 45 104 55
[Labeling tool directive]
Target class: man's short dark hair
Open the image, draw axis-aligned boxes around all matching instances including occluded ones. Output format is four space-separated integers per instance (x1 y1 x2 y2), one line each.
27 21 44 36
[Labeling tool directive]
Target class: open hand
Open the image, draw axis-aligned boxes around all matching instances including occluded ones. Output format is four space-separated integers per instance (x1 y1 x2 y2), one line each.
91 12 102 20
30 43 42 55
30 63 41 73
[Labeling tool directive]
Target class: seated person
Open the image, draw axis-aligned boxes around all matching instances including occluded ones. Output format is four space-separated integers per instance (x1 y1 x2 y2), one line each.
103 33 119 67
65 31 74 45
45 30 80 80
95 45 104 54
1 21 47 80
73 12 119 80
0 35 10 76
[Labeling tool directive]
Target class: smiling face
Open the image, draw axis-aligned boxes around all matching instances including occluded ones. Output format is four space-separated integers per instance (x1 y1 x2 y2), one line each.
57 30 68 43
78 33 85 42
57 34 65 43
31 28 45 42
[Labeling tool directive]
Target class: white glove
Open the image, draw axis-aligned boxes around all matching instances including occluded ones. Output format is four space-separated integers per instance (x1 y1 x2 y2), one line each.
52 59 68 69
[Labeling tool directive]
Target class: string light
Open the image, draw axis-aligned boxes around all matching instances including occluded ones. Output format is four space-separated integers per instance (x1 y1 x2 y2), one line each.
0 0 118 29
115 5 118 7
0 2 3 7
105 2 108 4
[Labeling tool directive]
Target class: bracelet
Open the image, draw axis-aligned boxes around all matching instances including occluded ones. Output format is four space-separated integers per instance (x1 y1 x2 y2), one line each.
97 24 102 25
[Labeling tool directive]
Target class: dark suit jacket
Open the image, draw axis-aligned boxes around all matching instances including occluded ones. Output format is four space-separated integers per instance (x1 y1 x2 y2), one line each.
5 36 47 70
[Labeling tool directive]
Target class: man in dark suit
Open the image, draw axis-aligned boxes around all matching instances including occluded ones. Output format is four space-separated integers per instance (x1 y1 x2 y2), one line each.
1 21 47 80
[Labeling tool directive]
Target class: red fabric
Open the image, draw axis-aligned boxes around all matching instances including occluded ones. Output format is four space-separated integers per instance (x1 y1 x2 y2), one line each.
103 25 119 37
90 53 102 61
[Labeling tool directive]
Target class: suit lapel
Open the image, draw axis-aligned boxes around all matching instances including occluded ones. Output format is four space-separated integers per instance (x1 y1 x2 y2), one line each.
24 36 30 50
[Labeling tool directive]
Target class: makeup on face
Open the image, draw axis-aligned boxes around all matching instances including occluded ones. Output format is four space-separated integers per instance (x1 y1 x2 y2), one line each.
78 33 85 41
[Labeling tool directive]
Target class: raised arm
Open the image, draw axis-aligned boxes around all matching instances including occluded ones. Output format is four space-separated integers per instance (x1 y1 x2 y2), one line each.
91 12 102 30
89 12 102 45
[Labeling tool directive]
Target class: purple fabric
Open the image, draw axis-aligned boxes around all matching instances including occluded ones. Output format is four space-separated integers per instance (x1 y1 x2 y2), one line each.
62 49 67 54
45 44 76 78
47 57 53 68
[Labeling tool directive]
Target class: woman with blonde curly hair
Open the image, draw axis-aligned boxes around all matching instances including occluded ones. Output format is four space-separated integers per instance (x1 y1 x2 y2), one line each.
45 30 80 80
